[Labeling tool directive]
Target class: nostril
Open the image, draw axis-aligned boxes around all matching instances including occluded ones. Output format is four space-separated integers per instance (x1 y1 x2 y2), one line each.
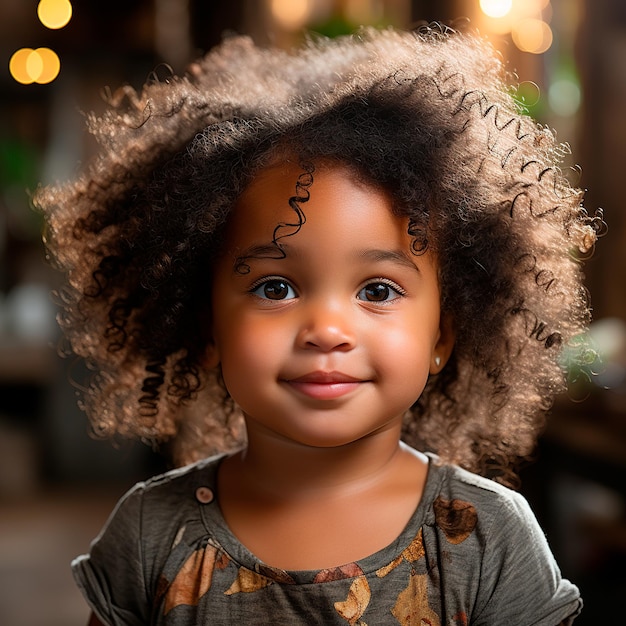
298 323 356 352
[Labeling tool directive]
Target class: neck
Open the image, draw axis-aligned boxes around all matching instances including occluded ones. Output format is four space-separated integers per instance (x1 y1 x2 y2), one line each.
217 420 429 572
230 422 408 502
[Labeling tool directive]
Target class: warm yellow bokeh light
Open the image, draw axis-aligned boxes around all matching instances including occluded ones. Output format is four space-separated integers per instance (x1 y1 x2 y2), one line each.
37 0 72 30
479 0 513 19
9 49 35 84
26 50 44 81
512 18 553 54
478 0 553 36
270 0 313 30
9 47 61 84
33 48 61 84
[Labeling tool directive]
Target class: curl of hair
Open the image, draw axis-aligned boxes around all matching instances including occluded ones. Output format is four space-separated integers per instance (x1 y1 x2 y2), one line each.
35 24 603 483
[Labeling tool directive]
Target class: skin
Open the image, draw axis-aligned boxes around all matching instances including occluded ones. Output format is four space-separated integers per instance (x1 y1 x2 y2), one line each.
209 160 455 570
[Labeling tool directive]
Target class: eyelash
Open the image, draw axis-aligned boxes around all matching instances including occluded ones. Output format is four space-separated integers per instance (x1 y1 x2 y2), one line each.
357 278 406 303
247 276 407 302
365 278 406 296
248 276 297 300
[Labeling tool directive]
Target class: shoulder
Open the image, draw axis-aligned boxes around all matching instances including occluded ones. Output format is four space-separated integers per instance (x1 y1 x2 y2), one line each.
427 455 531 513
423 454 540 544
421 456 582 623
73 453 229 614
98 453 227 549
135 452 226 500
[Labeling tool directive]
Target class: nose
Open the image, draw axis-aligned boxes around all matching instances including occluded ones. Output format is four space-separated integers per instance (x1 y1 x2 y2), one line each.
296 298 356 352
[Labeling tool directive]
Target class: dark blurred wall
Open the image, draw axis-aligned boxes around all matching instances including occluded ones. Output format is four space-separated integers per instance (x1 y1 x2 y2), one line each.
579 0 626 320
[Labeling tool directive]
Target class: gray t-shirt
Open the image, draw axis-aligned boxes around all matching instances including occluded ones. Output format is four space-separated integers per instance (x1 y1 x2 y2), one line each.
73 452 581 625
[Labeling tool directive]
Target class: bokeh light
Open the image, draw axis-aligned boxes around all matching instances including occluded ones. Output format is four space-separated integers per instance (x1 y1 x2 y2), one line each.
9 48 61 85
37 0 73 30
479 0 513 19
549 78 581 117
26 50 44 81
478 0 554 52
512 18 553 54
33 48 61 84
514 81 541 114
270 0 313 30
9 49 34 85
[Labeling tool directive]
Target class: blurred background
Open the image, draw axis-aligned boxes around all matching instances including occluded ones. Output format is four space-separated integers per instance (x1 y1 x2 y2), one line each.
0 0 624 623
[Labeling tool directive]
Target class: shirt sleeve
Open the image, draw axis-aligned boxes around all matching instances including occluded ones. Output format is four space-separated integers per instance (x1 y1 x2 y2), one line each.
72 482 150 626
471 490 582 626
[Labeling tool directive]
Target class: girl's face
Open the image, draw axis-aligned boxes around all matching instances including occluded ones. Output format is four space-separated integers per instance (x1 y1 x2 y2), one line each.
210 161 454 449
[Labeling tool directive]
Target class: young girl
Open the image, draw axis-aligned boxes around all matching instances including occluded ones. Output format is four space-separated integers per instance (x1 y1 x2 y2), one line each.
36 24 603 625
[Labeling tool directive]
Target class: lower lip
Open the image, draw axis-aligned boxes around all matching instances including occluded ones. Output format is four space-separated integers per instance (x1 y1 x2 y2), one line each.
286 381 362 400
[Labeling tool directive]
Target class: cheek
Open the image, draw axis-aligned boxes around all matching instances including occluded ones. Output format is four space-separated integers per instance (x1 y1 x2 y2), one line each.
216 313 286 373
377 312 439 352
374 316 438 375
216 316 289 409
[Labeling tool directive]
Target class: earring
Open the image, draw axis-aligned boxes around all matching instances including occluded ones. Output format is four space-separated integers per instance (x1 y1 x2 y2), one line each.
434 355 441 368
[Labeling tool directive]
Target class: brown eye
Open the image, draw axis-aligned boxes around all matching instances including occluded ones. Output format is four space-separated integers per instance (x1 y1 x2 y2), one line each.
357 281 403 303
252 278 296 300
365 283 390 301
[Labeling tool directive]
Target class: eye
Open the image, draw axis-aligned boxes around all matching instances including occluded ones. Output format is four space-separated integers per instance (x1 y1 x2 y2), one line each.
357 280 405 303
251 277 297 300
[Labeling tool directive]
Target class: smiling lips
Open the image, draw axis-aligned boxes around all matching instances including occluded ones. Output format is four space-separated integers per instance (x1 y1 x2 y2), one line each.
284 371 365 400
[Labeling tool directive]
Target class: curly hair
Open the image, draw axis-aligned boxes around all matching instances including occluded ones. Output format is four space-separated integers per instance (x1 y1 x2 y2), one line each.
35 24 603 482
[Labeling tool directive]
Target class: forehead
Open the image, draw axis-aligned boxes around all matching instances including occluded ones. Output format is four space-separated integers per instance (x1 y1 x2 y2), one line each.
223 160 413 252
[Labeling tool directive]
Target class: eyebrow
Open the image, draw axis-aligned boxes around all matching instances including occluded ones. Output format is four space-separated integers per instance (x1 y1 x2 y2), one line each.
358 249 421 273
232 243 288 272
232 244 420 274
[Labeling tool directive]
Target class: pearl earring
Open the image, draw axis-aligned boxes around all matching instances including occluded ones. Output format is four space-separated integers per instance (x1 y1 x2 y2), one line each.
434 356 441 368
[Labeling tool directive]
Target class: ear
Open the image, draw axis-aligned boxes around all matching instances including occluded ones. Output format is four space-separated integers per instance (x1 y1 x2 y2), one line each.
430 313 455 375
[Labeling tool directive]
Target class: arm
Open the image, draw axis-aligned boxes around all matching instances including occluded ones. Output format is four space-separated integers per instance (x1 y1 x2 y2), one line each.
471 490 582 625
73 482 150 625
